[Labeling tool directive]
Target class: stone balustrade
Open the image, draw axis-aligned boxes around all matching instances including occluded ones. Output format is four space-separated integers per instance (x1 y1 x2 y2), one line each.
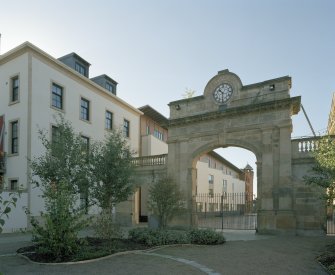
132 154 167 167
291 137 320 159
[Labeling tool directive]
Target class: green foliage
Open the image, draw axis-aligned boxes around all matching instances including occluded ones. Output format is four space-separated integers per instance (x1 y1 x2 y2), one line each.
91 130 134 210
30 115 92 198
147 177 185 229
304 136 335 204
188 228 225 245
30 180 88 261
0 192 19 233
128 228 189 246
93 211 123 251
129 227 225 246
29 116 91 260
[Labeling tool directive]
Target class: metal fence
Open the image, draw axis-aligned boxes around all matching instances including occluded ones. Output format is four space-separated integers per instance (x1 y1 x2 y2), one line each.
194 192 257 230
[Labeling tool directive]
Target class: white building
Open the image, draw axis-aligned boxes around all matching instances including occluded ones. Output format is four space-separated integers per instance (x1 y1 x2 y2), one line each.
196 151 246 195
0 42 142 232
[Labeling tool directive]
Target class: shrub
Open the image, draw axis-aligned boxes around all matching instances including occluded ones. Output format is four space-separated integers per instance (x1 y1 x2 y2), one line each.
128 228 189 246
93 211 123 251
30 180 88 261
128 227 225 246
188 228 225 245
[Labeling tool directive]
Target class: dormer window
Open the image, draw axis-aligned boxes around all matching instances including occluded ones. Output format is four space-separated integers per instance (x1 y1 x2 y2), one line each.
90 74 118 96
58 53 90 78
105 82 115 94
75 62 87 76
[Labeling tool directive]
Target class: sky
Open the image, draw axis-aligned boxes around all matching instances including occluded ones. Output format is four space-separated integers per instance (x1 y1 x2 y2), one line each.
1 0 334 195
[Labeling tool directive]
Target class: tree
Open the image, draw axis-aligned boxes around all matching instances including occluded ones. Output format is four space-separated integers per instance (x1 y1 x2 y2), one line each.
30 115 92 197
182 88 196 99
304 136 335 204
30 180 87 261
91 129 135 215
29 116 91 259
0 192 18 233
147 177 185 229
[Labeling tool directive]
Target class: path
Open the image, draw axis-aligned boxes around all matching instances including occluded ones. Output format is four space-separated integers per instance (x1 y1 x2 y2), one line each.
0 231 333 274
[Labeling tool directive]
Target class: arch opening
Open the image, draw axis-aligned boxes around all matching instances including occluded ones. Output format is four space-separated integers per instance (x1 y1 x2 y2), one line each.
192 145 258 231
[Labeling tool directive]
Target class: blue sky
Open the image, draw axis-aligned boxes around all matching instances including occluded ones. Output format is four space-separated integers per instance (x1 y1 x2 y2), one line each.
1 0 334 194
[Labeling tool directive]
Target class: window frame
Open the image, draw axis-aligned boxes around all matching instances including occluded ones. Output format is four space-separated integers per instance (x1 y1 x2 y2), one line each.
51 82 64 110
123 119 130 138
80 97 90 122
105 82 115 94
105 110 113 130
75 62 87 76
10 75 20 104
81 135 90 152
9 179 18 191
9 119 19 155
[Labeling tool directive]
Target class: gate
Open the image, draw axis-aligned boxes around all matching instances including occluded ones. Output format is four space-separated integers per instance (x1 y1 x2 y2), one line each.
194 192 257 230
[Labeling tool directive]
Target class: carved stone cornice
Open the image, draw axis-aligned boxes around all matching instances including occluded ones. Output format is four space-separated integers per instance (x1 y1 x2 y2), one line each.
167 96 301 128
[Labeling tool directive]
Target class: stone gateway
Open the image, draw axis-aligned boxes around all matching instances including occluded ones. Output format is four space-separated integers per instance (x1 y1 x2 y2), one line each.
166 70 324 235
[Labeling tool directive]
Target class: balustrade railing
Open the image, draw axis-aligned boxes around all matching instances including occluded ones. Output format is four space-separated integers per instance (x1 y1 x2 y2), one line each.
291 137 320 158
132 154 167 167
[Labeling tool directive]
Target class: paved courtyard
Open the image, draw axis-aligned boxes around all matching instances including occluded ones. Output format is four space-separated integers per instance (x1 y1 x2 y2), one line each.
0 231 333 274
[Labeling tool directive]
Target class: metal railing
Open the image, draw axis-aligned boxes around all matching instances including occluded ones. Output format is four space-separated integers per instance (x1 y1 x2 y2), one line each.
132 154 167 167
194 192 257 230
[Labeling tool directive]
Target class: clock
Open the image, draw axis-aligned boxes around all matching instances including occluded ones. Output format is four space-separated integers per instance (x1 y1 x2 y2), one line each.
213 83 233 103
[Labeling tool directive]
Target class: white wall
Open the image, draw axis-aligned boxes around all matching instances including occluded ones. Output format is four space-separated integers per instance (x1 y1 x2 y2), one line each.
1 192 28 233
196 160 245 194
0 53 29 191
141 134 168 156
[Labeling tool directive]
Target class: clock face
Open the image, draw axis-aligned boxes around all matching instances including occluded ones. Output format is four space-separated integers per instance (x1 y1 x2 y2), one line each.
213 83 233 103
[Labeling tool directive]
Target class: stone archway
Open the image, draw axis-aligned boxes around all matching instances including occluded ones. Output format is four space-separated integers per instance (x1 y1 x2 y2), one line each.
167 69 301 234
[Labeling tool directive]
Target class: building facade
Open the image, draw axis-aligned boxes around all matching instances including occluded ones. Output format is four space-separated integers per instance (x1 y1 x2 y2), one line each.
0 42 142 232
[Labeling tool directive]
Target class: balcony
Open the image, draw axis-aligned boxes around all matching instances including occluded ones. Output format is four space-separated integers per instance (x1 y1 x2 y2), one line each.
132 154 167 167
0 152 6 175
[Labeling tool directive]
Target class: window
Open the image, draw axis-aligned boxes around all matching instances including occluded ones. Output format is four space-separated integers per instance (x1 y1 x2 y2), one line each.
81 136 90 152
105 111 113 130
11 76 19 102
223 180 228 193
80 98 90 121
208 174 214 196
105 82 115 94
146 125 150 135
154 129 164 140
10 179 18 191
123 119 130 138
75 62 86 76
51 126 60 144
10 121 19 154
51 83 63 110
